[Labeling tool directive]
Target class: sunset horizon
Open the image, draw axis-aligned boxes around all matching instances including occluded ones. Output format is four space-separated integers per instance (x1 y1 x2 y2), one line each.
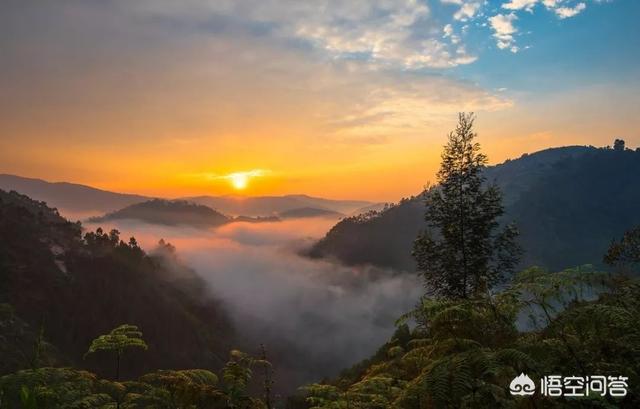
2 1 638 202
1 136 629 202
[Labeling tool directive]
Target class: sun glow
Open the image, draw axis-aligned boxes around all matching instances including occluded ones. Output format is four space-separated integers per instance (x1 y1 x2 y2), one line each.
222 169 269 191
230 173 248 190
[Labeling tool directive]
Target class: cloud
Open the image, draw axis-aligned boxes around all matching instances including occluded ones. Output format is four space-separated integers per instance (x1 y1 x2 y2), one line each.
443 22 463 44
554 2 587 18
443 23 454 37
0 0 508 177
503 0 539 12
489 0 601 52
85 217 423 389
489 13 519 52
124 0 478 70
318 70 510 141
1 0 617 192
444 0 483 21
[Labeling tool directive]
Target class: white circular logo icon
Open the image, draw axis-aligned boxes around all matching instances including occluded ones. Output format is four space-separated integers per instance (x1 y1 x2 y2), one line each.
510 373 536 396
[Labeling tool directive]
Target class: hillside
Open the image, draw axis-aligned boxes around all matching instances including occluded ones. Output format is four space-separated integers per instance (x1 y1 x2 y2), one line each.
89 199 231 227
278 207 344 219
310 144 640 272
0 174 149 217
0 174 374 219
0 190 235 379
185 194 372 217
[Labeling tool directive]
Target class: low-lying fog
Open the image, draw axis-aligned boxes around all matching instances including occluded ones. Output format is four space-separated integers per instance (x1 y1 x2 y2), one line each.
82 217 422 391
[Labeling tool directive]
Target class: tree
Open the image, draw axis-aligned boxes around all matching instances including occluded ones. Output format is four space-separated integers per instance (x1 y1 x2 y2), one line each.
260 344 274 409
84 324 148 381
222 349 269 408
604 225 640 268
139 369 222 408
413 113 520 299
614 138 626 152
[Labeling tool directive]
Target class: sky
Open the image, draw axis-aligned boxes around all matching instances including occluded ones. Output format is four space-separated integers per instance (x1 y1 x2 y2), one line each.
1 0 638 201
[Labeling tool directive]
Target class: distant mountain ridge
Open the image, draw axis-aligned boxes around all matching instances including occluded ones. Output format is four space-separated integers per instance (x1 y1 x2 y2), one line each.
278 207 344 219
89 199 282 227
185 194 372 217
0 174 149 217
88 199 232 227
310 144 640 272
0 174 374 219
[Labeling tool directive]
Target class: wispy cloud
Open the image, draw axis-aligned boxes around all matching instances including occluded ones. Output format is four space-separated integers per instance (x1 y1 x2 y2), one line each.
489 0 598 51
503 0 539 12
127 0 476 70
189 169 272 182
0 0 626 200
441 0 483 21
554 2 587 18
489 13 520 53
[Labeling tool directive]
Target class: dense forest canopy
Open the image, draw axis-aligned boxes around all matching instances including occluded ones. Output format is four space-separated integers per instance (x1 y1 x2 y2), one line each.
311 143 640 273
0 190 234 380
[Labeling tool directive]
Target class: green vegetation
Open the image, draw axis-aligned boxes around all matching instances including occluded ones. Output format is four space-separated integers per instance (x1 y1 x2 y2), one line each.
88 199 281 228
299 115 640 408
604 225 640 270
301 267 640 408
85 325 148 381
0 352 270 409
88 199 231 227
0 189 234 380
311 143 640 272
413 113 520 298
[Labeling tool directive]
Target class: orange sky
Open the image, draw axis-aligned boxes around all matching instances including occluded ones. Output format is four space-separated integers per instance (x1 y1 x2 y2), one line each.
1 1 639 202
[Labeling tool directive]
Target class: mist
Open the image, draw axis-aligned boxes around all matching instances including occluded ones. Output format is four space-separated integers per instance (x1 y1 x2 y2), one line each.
83 217 422 391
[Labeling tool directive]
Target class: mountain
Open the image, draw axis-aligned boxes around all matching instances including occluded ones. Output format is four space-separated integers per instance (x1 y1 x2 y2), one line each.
0 189 234 379
350 202 389 216
309 145 640 272
0 174 150 218
90 199 287 227
278 207 344 219
185 194 371 217
89 199 231 227
0 174 372 219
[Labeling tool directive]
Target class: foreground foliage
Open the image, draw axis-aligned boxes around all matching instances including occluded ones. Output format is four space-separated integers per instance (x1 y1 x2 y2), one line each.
85 325 148 381
302 267 640 408
0 349 269 409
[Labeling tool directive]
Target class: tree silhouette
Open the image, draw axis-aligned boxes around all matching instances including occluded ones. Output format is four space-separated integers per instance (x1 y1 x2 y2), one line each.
222 349 270 408
84 324 147 381
413 113 520 299
614 138 626 152
604 225 640 268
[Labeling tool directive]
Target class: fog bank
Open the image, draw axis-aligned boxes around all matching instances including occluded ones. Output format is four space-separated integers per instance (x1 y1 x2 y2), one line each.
83 217 422 390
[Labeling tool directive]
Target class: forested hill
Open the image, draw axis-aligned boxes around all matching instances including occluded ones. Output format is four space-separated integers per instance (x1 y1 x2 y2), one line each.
310 143 640 272
89 199 286 227
0 189 234 379
278 207 344 219
89 199 232 227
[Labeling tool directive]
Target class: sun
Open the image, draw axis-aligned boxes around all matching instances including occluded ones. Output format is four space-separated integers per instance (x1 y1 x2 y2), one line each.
230 173 248 190
223 169 268 191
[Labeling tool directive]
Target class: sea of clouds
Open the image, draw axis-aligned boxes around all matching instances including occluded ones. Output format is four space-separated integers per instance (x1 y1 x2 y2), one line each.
83 217 422 390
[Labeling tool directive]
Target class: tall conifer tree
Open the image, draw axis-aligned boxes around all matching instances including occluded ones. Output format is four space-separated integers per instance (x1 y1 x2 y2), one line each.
413 113 520 299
